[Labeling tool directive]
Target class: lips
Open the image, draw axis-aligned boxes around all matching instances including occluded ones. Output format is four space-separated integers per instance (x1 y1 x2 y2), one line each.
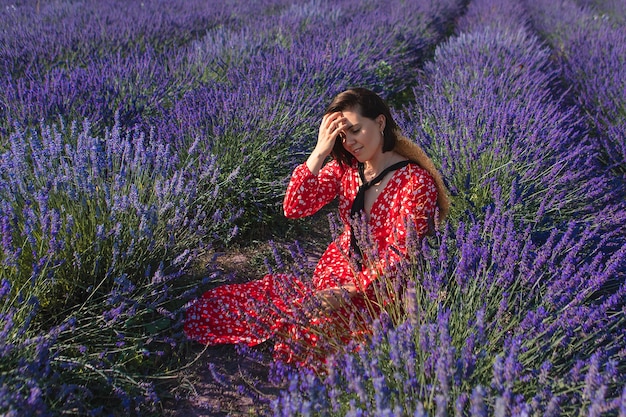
351 146 363 155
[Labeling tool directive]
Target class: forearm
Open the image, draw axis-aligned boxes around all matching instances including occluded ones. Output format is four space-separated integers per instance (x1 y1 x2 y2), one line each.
305 149 328 176
283 160 342 218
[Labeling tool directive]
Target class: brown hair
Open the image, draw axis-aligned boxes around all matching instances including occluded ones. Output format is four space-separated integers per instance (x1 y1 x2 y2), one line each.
325 88 399 166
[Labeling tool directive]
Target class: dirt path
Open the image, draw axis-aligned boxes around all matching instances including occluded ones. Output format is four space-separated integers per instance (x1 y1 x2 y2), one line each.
163 343 281 416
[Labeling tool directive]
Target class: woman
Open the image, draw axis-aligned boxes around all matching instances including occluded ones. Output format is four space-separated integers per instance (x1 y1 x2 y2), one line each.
184 88 449 366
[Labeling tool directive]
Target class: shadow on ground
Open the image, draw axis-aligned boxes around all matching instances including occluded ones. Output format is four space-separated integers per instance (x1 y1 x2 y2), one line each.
163 342 281 416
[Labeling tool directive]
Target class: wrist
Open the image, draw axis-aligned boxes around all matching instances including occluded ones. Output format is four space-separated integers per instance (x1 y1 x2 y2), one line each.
313 146 331 160
306 150 328 175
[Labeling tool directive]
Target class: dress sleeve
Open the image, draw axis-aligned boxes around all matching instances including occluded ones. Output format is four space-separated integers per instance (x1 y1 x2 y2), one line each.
357 166 438 289
283 160 344 219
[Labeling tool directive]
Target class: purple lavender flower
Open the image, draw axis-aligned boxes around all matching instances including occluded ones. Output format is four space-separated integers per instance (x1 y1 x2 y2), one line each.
470 386 487 417
0 279 10 301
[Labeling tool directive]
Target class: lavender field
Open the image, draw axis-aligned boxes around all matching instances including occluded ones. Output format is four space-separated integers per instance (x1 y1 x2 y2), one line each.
0 0 625 415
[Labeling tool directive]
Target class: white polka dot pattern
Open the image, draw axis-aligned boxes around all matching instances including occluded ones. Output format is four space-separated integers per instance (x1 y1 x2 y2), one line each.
184 160 438 363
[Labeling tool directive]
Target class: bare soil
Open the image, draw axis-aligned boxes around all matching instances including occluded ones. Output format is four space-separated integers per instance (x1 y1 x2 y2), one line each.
162 342 281 416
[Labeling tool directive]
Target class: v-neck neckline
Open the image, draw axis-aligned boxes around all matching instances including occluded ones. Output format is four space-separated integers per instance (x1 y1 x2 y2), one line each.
361 164 406 220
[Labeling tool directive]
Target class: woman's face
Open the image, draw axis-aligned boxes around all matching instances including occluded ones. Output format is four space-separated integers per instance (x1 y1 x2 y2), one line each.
339 109 386 163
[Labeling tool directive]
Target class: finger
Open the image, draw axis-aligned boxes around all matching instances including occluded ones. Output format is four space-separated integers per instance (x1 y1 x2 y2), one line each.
323 112 343 129
333 120 346 135
322 112 338 128
332 114 346 125
322 113 334 128
343 284 357 293
329 117 346 134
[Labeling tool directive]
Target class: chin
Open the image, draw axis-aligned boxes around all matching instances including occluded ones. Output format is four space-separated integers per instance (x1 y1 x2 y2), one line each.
350 149 367 161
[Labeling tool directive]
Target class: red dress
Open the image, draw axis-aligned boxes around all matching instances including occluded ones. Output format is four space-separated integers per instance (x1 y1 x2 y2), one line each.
184 160 438 364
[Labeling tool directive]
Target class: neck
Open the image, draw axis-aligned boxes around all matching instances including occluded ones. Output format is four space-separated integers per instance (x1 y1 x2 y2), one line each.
363 151 403 178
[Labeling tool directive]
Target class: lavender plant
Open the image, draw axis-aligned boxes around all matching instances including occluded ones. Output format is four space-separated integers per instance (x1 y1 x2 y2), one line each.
0 258 223 415
0 113 241 414
397 28 601 228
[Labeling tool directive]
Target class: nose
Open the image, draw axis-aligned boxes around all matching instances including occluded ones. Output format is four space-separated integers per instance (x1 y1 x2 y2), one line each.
342 132 356 146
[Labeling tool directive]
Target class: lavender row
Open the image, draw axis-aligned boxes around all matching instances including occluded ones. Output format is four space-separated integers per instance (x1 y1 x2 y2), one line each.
0 0 259 76
0 262 208 415
0 116 239 310
272 0 626 414
523 0 626 174
0 1 271 135
399 9 616 229
405 0 625 374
